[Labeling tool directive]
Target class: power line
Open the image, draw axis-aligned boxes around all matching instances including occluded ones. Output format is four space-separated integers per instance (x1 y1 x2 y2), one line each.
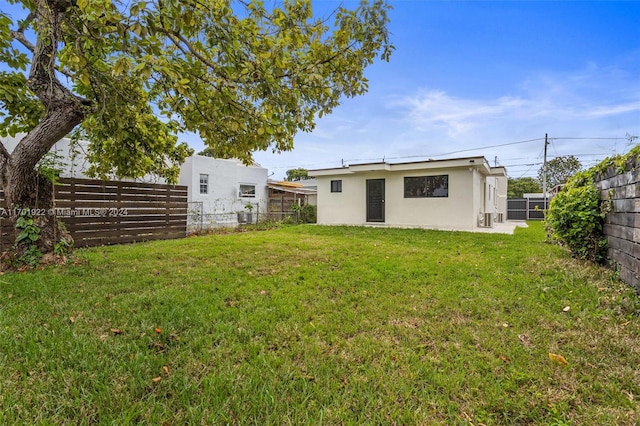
550 137 629 140
342 137 545 164
265 135 629 172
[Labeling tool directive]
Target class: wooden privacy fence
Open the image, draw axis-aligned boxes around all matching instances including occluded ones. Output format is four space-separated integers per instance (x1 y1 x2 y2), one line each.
0 177 188 249
268 195 297 221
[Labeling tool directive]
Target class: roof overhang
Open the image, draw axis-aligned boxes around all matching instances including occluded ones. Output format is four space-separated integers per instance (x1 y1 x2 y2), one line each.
309 156 503 177
268 182 317 195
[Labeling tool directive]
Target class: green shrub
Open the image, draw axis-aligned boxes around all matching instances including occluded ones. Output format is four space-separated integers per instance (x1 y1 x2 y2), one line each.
14 211 43 267
299 203 317 223
290 203 317 223
545 173 607 263
545 143 639 264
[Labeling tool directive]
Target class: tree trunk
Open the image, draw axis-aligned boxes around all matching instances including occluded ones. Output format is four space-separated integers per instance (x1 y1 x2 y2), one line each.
0 0 91 255
1 104 86 254
3 169 71 254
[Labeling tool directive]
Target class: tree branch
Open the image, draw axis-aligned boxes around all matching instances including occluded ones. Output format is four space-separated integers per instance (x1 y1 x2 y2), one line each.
9 11 36 52
18 11 35 32
9 29 35 53
0 141 11 162
28 0 88 106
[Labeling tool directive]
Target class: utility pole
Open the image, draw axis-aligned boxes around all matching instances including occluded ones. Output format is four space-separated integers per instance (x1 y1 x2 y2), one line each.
494 155 498 167
542 134 548 210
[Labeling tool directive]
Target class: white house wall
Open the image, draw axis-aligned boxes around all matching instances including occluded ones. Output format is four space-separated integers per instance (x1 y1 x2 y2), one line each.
3 133 167 183
495 175 508 219
471 168 484 227
4 135 269 222
3 134 90 179
178 155 268 226
480 174 508 221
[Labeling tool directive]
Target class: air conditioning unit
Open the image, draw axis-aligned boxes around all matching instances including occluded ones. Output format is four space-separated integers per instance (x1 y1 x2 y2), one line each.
496 213 504 223
485 212 493 227
478 212 493 228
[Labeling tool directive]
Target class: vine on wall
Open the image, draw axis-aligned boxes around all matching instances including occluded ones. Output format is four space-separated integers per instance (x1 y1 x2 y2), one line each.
545 144 639 264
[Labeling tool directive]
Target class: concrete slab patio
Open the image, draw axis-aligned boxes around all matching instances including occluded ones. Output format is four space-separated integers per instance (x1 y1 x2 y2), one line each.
475 220 529 235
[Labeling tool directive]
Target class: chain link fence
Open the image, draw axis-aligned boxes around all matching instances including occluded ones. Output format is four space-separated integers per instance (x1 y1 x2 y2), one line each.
187 201 262 233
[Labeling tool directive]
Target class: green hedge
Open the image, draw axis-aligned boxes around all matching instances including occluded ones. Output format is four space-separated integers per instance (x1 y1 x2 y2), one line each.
545 144 639 264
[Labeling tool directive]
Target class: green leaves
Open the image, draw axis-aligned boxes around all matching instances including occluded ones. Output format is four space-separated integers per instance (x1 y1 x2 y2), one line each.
15 214 40 244
538 155 583 189
2 0 393 181
545 168 608 264
0 71 43 137
507 177 542 198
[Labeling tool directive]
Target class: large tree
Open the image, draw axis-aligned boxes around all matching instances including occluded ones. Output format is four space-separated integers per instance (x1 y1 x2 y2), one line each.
285 167 308 181
0 0 393 253
537 155 582 189
507 177 541 198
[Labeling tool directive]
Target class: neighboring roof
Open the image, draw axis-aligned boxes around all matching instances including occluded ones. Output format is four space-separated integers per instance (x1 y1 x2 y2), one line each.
309 156 507 177
268 181 317 195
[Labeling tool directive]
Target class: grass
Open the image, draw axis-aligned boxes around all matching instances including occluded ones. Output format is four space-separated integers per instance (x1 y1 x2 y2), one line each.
0 222 639 425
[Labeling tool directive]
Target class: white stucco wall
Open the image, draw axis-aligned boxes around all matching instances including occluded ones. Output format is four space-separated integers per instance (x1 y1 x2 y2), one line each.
471 168 484 227
178 155 268 226
3 134 91 179
495 175 508 219
3 133 167 183
478 173 508 223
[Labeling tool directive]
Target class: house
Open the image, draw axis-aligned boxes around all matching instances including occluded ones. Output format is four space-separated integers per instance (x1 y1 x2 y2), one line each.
178 155 268 228
308 156 508 232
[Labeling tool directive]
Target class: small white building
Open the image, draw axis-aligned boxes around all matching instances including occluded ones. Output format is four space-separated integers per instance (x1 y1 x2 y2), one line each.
178 155 268 228
2 134 168 183
309 156 508 232
3 134 91 179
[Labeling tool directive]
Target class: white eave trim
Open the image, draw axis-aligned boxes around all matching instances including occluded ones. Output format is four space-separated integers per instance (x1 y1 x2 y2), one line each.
309 156 502 177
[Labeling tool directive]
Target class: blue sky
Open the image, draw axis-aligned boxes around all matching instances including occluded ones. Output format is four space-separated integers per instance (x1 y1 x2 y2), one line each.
3 1 638 180
233 1 640 180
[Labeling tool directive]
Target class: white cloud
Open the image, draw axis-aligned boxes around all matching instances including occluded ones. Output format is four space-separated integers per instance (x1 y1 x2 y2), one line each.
399 90 530 136
580 102 640 118
396 66 640 140
255 60 640 180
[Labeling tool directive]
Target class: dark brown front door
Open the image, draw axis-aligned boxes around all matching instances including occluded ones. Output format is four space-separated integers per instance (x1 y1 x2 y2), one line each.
366 179 385 222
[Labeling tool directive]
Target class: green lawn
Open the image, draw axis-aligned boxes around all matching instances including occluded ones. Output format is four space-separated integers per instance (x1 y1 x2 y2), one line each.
1 222 639 425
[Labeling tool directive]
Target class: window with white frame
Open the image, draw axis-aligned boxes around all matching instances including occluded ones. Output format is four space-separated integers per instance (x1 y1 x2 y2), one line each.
239 184 256 198
199 174 209 194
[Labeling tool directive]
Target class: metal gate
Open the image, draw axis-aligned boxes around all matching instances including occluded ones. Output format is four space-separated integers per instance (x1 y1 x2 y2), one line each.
507 197 549 220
